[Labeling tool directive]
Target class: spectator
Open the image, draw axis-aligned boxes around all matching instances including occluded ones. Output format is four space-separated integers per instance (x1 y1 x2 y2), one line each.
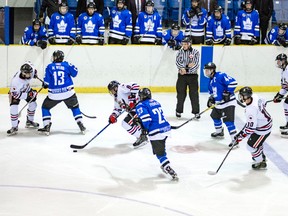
182 0 208 44
200 0 218 16
204 62 238 147
76 0 104 18
253 0 273 44
135 88 178 181
38 50 86 136
127 0 146 43
7 62 39 135
205 6 232 45
48 2 76 45
175 37 200 119
108 0 133 45
21 18 48 49
76 2 105 45
235 86 272 169
162 23 184 50
133 0 163 45
265 23 288 47
234 0 259 45
39 0 62 26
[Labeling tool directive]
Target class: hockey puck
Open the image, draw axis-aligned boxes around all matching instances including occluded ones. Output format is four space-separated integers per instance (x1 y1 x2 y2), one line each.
73 150 78 153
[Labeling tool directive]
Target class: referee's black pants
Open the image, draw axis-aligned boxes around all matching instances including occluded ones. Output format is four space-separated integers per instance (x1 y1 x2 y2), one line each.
176 74 200 115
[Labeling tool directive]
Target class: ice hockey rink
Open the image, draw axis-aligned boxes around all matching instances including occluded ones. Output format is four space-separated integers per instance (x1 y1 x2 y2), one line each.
0 92 287 216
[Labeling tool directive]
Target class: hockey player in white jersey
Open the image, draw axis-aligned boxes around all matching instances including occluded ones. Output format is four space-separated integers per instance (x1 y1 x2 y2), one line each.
234 87 272 169
274 53 288 138
107 80 148 148
7 62 40 135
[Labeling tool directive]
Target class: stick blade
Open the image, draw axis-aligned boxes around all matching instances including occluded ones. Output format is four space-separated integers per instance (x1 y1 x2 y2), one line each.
70 144 86 149
207 171 217 175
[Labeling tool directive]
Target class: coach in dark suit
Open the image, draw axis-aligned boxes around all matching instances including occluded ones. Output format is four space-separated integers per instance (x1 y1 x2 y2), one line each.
76 0 104 18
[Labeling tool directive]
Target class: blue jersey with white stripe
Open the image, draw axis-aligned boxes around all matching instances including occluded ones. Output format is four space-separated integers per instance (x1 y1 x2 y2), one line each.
206 14 231 42
77 12 105 37
234 10 260 37
21 26 48 45
136 98 170 140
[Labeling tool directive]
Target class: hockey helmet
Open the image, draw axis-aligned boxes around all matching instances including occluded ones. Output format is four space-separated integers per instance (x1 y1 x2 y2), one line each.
20 63 33 79
117 0 125 10
139 88 152 101
59 2 68 15
182 37 191 44
203 62 216 78
239 86 253 103
171 23 180 37
32 18 41 31
275 53 288 69
87 2 96 15
52 50 64 63
244 0 253 12
145 0 154 14
278 23 287 35
107 80 120 96
214 6 223 20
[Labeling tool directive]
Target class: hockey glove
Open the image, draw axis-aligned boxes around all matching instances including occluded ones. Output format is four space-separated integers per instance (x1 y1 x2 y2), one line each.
207 95 215 108
224 38 231 46
249 36 257 45
36 40 47 49
187 9 196 18
33 69 38 79
109 114 117 124
168 39 176 47
122 36 129 45
133 35 141 44
98 36 104 45
205 39 213 45
48 37 56 45
195 7 203 17
234 35 241 45
67 38 75 45
278 36 288 47
234 131 247 143
222 91 231 102
155 38 162 45
75 35 82 44
42 82 49 89
28 89 37 100
273 92 284 103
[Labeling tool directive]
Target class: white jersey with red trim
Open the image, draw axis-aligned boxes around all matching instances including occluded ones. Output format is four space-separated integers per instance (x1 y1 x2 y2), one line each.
243 94 273 136
279 65 288 95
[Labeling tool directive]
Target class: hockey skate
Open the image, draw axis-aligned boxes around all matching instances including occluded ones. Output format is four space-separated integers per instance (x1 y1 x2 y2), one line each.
38 122 52 136
281 131 288 138
161 165 179 181
252 160 267 170
176 112 181 119
279 122 288 132
77 121 86 134
211 128 224 138
7 127 18 136
133 134 148 149
25 118 39 128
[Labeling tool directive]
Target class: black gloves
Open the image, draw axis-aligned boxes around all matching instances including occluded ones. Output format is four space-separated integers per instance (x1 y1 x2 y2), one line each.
133 35 141 44
224 38 231 46
187 7 202 18
42 82 49 89
207 95 215 108
122 36 129 45
249 36 257 45
75 35 82 44
67 38 75 45
273 92 284 103
222 91 231 102
206 39 213 45
98 36 104 45
48 37 56 45
168 39 176 47
155 38 162 45
277 36 288 47
36 40 47 49
195 7 203 17
234 35 241 45
187 9 196 18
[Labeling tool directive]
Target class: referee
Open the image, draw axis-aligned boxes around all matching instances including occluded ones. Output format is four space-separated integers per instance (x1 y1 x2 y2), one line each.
175 37 200 119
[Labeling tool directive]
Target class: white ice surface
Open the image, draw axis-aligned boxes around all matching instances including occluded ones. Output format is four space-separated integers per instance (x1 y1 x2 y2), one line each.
0 92 288 216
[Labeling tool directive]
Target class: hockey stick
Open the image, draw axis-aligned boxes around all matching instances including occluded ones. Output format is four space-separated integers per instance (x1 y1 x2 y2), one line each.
70 111 124 149
81 112 97 119
207 139 238 175
171 102 220 130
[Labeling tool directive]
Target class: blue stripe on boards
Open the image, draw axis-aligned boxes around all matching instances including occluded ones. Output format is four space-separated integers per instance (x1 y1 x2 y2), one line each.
200 46 213 92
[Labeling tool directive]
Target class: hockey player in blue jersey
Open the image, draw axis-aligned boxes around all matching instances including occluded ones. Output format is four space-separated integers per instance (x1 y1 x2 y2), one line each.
265 23 288 47
162 23 184 50
21 18 48 49
108 0 133 45
133 0 163 45
135 88 178 181
234 0 260 45
76 2 105 45
182 0 207 44
204 62 238 147
38 50 86 135
205 6 232 46
48 2 77 45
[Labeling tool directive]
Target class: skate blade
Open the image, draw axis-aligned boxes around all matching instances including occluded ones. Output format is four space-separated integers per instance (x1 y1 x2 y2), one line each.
133 141 148 149
7 132 17 136
25 125 39 129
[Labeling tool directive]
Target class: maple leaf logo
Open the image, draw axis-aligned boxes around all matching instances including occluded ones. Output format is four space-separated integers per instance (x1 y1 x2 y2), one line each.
85 20 95 33
57 20 67 33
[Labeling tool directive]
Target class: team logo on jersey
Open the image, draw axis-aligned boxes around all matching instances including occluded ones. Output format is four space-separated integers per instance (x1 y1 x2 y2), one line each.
189 54 193 59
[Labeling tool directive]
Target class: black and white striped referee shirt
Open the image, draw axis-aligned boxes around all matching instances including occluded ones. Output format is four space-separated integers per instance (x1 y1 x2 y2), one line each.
175 47 200 74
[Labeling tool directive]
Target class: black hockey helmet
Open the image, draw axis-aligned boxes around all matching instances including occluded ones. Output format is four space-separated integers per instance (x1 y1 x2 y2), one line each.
87 2 96 15
52 50 64 62
279 23 287 31
171 23 180 31
117 0 125 10
203 62 216 78
32 18 41 31
87 2 96 9
214 6 223 20
145 0 154 7
145 0 154 14
20 63 33 74
182 37 191 44
204 62 216 70
275 53 288 69
139 88 152 101
244 0 253 12
239 86 253 103
107 80 120 96
59 2 68 15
